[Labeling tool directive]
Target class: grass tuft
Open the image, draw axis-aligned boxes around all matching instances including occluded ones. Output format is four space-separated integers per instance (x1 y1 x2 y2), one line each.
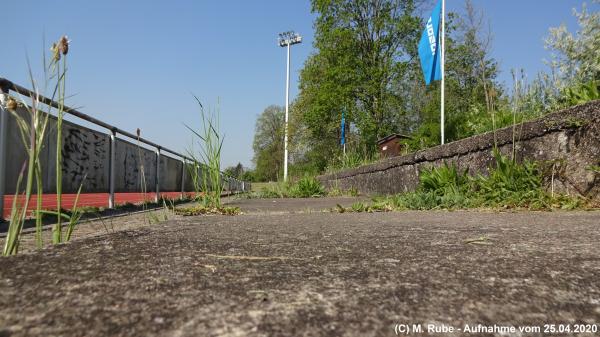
2 35 73 255
185 96 224 209
287 176 325 198
380 148 590 211
331 148 594 213
174 205 240 216
246 176 327 199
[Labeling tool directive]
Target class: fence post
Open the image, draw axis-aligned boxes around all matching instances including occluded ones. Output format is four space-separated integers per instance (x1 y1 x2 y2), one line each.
108 129 116 209
155 147 160 203
0 84 9 220
181 158 186 199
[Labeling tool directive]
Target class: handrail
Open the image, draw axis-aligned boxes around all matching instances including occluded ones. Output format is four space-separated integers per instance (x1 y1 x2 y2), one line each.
0 77 191 161
0 77 250 216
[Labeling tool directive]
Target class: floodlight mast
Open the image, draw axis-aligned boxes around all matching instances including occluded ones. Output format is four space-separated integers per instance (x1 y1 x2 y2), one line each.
278 31 302 182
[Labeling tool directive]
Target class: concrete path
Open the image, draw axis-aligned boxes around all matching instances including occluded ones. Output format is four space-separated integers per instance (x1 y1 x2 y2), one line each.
0 198 599 337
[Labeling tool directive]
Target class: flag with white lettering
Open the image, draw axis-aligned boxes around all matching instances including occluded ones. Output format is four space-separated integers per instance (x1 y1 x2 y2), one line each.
418 0 442 85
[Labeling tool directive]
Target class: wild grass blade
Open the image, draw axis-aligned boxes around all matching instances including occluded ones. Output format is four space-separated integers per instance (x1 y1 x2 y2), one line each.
65 179 85 242
2 35 71 255
34 161 44 248
2 164 27 256
53 52 67 245
186 97 224 209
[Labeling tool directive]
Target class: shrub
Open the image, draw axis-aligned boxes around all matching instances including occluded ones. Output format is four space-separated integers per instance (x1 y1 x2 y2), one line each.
562 80 599 106
252 176 326 198
288 176 325 198
379 148 585 211
259 184 287 198
420 162 470 195
474 148 545 208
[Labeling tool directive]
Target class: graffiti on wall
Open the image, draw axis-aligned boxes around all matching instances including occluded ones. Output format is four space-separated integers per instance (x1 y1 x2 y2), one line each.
62 126 108 191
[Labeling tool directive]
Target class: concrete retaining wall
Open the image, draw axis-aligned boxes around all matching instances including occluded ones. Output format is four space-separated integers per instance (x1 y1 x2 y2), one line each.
2 105 250 195
318 101 600 199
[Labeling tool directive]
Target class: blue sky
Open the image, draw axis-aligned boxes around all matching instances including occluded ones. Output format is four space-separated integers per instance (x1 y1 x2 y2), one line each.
2 1 594 168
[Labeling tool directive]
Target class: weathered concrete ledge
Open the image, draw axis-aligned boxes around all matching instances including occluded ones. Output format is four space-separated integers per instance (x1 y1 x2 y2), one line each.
318 100 600 199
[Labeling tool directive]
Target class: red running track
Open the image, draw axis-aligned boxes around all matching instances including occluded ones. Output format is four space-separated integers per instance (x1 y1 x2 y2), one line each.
2 192 196 219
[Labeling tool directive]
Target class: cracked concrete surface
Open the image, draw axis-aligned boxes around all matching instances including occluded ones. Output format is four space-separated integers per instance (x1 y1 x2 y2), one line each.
0 198 599 336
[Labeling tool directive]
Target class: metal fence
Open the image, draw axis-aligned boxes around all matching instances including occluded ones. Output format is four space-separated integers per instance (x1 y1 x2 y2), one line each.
0 78 250 217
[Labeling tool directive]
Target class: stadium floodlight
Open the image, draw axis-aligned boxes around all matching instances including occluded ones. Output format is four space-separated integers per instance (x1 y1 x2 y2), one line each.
278 31 302 47
278 30 302 182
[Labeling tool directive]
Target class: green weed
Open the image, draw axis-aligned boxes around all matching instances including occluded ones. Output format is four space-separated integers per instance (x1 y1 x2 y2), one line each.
383 148 588 211
350 202 366 212
420 162 470 196
475 148 544 208
325 150 377 173
174 205 240 216
258 182 288 198
327 186 343 197
332 200 392 213
250 176 326 199
2 36 70 255
52 36 70 245
565 117 587 128
327 183 359 197
562 80 599 106
348 187 359 197
586 164 600 175
185 96 224 208
287 176 325 198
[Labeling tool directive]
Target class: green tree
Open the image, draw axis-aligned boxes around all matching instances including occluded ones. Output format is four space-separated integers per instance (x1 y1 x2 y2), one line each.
240 170 256 182
296 0 422 163
224 162 245 179
444 3 503 140
403 1 504 150
252 105 284 181
545 1 600 85
503 1 599 117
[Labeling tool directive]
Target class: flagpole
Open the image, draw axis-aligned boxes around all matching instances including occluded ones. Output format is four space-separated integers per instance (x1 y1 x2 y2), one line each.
440 0 445 145
341 107 346 156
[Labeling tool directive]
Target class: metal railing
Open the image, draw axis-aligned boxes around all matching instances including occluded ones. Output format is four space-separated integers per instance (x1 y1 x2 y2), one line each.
0 77 249 217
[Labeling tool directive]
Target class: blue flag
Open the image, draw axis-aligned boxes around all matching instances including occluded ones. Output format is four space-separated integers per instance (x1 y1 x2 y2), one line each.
340 108 345 146
418 0 442 85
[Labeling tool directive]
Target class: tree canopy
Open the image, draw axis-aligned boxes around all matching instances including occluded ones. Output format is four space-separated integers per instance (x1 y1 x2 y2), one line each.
249 0 599 181
295 0 422 167
252 105 285 181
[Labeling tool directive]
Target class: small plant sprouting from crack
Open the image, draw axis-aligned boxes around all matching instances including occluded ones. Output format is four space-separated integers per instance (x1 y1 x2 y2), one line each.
174 205 241 216
185 96 224 209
